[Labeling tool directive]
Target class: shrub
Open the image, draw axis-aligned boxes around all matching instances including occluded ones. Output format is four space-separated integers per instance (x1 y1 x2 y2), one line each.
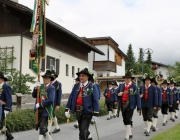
6 99 108 132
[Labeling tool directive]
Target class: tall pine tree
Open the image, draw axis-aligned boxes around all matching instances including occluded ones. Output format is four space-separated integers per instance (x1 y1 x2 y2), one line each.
145 50 152 68
125 44 136 71
138 48 143 63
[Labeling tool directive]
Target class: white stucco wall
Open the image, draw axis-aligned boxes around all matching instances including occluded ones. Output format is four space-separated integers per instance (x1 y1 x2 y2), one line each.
0 36 21 71
109 46 115 62
154 66 169 79
95 45 108 61
0 36 89 94
88 51 94 73
109 58 125 76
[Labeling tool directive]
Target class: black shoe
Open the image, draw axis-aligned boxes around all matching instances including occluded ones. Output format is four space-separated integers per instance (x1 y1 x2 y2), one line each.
6 130 14 140
52 128 60 134
129 135 133 139
110 116 113 119
49 132 51 135
74 124 79 129
90 120 95 125
113 115 116 118
175 115 178 119
152 126 156 132
163 123 166 126
172 118 175 122
144 130 147 134
125 138 129 140
146 131 150 136
88 138 93 140
107 117 110 120
150 125 153 130
166 121 168 123
169 117 172 120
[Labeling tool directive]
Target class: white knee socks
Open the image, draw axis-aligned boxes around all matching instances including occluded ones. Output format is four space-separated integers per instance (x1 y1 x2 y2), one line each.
53 117 60 129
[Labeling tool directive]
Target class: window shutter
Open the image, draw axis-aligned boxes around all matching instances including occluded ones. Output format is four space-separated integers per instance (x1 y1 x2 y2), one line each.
41 58 45 72
46 55 50 69
56 59 60 75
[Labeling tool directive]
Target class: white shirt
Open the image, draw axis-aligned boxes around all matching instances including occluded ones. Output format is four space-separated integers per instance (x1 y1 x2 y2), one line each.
0 82 4 86
145 84 151 88
125 82 132 87
80 81 88 87
109 87 112 90
51 79 57 85
163 87 167 90
45 82 51 87
170 87 174 90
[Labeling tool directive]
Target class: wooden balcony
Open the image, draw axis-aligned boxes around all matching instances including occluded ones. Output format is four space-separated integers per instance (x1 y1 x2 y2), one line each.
93 61 116 72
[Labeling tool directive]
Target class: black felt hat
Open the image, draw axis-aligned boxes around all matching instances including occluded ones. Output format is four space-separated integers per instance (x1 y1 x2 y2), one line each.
107 81 113 85
112 81 118 86
162 80 169 85
122 70 134 79
51 70 58 78
151 77 157 85
0 72 8 81
142 74 153 83
76 68 93 81
170 79 175 84
42 70 54 81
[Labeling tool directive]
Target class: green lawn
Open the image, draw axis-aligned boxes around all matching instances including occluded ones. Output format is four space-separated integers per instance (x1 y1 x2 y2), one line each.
151 124 180 140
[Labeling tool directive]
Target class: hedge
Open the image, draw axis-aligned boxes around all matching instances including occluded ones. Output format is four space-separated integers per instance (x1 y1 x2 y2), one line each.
6 99 108 132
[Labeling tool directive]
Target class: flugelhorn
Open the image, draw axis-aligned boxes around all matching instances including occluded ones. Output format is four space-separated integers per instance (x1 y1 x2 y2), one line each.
5 74 13 82
155 74 162 85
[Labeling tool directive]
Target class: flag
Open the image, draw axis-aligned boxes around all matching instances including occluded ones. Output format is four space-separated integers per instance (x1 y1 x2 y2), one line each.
30 0 47 75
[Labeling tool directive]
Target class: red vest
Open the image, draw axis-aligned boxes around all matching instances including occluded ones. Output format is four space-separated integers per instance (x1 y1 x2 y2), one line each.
107 89 111 99
162 89 167 99
76 86 84 105
122 84 131 105
144 87 148 100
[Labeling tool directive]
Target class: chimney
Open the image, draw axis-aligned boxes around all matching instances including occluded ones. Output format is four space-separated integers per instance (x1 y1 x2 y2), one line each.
10 0 18 3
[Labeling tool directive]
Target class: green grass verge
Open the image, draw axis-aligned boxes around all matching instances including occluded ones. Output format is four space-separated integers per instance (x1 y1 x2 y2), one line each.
151 124 180 140
6 99 108 132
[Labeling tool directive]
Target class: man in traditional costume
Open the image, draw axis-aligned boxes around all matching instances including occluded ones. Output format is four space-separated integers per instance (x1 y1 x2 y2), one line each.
104 81 117 120
0 72 14 140
112 81 118 118
161 80 172 126
117 71 141 140
169 79 179 122
174 83 179 118
140 74 157 136
32 70 55 140
50 70 62 134
151 77 162 131
65 68 99 140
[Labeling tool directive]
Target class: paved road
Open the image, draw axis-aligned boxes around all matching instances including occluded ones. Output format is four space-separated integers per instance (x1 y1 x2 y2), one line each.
0 112 180 140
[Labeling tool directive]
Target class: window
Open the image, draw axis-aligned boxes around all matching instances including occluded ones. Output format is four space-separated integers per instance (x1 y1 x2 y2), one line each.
72 66 75 77
66 64 69 76
46 55 55 70
46 55 60 74
78 68 80 72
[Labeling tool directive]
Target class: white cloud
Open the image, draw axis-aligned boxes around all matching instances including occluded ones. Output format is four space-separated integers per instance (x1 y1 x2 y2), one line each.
19 0 180 65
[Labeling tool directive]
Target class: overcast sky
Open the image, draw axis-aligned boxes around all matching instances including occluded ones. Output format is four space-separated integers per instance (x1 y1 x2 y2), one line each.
19 0 180 65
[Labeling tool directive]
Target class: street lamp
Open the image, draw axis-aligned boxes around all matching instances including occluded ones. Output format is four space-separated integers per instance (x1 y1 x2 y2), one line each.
141 48 153 85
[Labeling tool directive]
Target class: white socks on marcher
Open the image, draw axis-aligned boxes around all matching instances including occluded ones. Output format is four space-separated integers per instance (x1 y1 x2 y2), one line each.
163 115 167 123
53 117 60 129
144 121 147 129
147 121 152 133
176 110 179 116
125 125 131 139
113 109 117 116
38 135 44 140
153 118 157 128
48 120 52 133
46 132 52 140
108 111 112 118
172 112 175 119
